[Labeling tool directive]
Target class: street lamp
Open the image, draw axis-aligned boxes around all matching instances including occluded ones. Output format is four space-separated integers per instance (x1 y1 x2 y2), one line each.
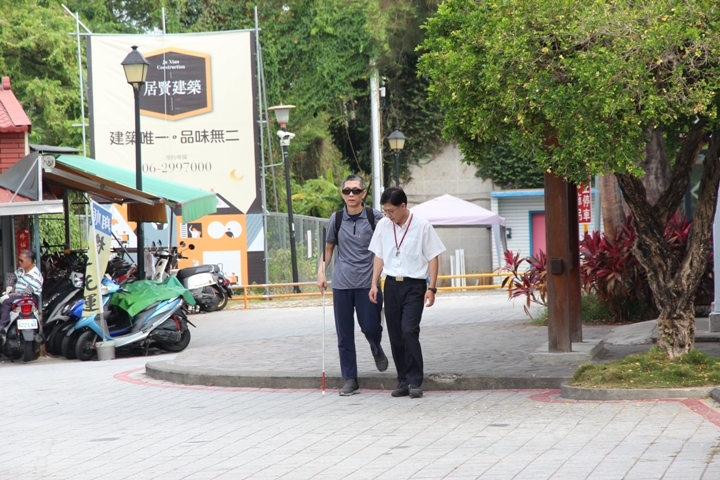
269 104 301 293
387 129 406 186
122 45 150 280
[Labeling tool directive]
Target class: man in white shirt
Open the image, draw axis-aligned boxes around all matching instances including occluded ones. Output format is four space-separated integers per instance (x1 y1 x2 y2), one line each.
369 187 445 399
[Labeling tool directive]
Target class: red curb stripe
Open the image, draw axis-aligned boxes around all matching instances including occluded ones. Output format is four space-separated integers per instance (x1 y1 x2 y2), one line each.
680 399 720 428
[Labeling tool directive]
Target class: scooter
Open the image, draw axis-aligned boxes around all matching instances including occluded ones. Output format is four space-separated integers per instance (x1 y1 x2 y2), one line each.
152 242 232 313
1 295 42 362
64 276 194 361
42 271 85 354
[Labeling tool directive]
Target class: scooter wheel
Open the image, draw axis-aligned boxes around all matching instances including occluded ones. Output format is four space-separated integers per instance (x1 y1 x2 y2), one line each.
61 331 81 360
22 337 33 362
214 288 229 311
158 328 191 353
75 330 98 361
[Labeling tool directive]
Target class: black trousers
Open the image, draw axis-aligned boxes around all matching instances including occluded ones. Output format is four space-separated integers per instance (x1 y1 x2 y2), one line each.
383 276 426 386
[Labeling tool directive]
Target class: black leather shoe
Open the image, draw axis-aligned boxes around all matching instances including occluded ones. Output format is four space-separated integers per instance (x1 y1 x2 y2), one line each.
373 348 389 372
408 384 423 398
339 378 360 396
391 382 409 397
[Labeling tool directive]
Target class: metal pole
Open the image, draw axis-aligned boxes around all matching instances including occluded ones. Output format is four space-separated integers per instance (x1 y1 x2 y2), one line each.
281 135 301 293
370 62 382 210
134 86 145 280
394 150 400 186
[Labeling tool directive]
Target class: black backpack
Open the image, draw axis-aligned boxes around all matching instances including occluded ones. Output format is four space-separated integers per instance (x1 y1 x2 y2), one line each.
333 206 376 245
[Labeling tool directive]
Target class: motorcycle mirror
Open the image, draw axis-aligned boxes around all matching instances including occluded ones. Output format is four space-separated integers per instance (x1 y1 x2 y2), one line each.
188 244 196 250
152 241 157 247
158 240 163 246
179 241 186 248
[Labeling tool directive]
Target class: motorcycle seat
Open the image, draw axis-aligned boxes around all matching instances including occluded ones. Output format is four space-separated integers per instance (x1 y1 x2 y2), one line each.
176 265 216 280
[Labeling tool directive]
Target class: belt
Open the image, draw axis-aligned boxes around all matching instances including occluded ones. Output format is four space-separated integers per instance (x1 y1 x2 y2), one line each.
385 275 426 283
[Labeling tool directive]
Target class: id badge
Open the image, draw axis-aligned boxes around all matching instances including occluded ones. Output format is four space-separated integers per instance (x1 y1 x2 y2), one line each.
390 256 402 271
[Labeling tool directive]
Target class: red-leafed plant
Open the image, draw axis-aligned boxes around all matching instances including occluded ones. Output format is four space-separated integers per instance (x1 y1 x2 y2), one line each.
502 214 714 323
579 217 656 322
501 249 547 318
664 213 714 309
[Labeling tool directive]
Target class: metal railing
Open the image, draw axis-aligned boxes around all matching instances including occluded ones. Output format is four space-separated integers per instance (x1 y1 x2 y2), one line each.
232 272 512 309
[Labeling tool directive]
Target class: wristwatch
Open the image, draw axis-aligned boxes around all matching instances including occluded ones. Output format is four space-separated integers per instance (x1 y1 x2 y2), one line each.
428 287 437 294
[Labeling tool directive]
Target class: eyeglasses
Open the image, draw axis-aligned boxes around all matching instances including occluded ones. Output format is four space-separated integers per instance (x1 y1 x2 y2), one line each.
341 188 365 195
383 208 397 216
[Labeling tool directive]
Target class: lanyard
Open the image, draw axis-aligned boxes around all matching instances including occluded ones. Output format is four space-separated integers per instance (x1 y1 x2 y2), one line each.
393 213 413 256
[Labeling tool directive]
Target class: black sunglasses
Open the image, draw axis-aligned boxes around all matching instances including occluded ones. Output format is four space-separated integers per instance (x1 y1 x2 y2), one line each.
341 188 365 195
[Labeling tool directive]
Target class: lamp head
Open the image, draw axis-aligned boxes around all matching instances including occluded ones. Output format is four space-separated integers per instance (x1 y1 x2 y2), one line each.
121 45 150 88
40 154 56 173
269 104 296 129
387 129 407 151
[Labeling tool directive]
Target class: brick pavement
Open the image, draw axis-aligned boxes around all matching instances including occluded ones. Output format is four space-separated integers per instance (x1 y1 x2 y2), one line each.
0 358 719 479
1 291 720 479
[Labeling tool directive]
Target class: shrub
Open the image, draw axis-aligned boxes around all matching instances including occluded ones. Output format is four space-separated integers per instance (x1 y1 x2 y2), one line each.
502 214 712 323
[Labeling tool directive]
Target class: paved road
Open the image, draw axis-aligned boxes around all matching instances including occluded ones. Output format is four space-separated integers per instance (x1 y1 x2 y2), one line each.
1 291 719 479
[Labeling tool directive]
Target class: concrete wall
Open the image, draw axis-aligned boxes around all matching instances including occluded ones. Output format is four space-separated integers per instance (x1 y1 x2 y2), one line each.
402 144 497 281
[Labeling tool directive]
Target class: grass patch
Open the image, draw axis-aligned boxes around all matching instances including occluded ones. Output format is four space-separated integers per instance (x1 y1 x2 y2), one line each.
571 347 720 388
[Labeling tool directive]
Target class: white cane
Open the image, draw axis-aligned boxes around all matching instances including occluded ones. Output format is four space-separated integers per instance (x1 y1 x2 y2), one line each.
321 284 326 396
320 227 327 396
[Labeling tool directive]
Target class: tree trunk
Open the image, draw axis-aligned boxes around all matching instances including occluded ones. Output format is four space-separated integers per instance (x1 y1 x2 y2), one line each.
598 175 625 237
616 121 720 359
656 305 696 358
641 127 671 206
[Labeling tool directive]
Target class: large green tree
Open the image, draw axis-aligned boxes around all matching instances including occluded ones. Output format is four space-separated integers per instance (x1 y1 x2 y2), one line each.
2 1 445 215
0 1 84 147
420 0 720 358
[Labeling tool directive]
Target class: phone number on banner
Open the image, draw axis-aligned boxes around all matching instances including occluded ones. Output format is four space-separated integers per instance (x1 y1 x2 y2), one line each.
142 162 213 173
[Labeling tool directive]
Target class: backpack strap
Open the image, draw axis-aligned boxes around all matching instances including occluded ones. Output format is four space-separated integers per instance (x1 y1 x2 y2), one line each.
365 207 376 231
333 205 377 246
333 208 344 244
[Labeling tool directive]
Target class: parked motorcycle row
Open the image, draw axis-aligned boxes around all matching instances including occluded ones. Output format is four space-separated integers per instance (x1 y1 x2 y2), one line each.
149 241 234 314
2 244 234 363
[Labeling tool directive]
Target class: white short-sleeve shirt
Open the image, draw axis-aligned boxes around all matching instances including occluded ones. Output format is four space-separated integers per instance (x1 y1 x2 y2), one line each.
368 214 445 279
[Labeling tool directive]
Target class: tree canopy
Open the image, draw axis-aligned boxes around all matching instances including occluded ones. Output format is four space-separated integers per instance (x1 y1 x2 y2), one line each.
419 0 720 358
419 0 720 183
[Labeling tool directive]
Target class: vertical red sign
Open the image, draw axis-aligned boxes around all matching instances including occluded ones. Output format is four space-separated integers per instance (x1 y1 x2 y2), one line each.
577 184 592 224
16 229 30 259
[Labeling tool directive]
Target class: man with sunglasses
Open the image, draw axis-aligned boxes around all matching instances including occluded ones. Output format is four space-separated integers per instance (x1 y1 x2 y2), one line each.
0 250 43 331
369 186 445 399
317 174 387 396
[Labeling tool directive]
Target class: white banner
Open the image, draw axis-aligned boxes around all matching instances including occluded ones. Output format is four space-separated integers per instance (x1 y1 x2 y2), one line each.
88 31 258 214
83 199 113 317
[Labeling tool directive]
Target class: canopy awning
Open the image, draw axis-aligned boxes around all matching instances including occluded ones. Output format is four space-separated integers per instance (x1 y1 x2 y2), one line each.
0 186 63 216
54 155 217 222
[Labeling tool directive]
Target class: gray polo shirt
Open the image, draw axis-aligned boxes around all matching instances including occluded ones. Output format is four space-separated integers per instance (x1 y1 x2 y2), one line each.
326 207 384 290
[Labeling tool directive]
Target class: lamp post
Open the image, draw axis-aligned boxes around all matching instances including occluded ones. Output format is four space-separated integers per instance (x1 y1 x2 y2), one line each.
387 129 406 186
121 45 150 280
269 104 301 293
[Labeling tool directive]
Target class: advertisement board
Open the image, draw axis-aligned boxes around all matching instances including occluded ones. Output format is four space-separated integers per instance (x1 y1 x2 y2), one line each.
87 31 262 285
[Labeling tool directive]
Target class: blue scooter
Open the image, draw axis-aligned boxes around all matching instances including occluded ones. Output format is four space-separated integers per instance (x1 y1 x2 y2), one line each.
63 276 195 361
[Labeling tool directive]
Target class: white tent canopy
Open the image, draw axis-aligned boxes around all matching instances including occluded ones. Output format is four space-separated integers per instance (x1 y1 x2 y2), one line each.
410 194 507 266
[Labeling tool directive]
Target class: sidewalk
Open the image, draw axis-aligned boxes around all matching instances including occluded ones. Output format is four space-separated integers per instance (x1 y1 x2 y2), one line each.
145 291 720 398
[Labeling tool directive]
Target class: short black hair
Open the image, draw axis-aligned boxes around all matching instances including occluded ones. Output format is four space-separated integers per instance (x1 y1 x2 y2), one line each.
380 186 407 207
341 174 366 190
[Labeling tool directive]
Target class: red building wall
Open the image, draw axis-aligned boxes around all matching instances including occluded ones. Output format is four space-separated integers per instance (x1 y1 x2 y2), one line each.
0 132 25 173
